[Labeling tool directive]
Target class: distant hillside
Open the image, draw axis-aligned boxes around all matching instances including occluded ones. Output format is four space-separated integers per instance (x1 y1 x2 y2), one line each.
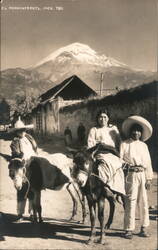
0 68 54 101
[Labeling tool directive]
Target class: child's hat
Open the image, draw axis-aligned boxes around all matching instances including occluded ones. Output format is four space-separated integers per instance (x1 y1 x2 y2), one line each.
8 116 34 134
122 115 152 141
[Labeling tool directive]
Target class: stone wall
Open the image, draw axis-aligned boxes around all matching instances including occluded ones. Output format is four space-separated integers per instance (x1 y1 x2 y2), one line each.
59 97 156 139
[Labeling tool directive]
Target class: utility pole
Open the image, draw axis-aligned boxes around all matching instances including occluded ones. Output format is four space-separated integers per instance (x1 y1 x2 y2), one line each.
100 72 104 96
94 70 105 96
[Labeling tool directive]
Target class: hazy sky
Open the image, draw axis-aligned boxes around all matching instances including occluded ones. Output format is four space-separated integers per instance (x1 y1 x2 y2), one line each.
1 0 157 71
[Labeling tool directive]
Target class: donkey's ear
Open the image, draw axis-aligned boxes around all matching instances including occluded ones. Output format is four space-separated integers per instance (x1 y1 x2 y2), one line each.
81 146 89 151
86 145 98 154
0 153 12 162
66 147 78 157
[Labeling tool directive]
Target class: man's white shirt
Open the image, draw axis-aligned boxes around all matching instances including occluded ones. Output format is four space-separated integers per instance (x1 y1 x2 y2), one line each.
20 136 36 161
120 139 153 180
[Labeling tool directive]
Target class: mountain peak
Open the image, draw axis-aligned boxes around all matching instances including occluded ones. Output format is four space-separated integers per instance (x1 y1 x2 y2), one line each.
35 42 97 67
60 42 96 54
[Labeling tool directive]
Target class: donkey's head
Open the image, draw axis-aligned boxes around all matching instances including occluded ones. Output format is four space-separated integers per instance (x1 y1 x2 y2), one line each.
73 149 94 187
8 158 26 190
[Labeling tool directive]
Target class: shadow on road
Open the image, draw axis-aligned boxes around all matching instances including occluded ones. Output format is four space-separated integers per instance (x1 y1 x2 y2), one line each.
0 212 89 244
149 209 158 221
0 213 124 243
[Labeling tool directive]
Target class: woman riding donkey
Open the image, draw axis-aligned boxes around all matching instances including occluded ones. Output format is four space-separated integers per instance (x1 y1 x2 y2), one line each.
87 109 125 199
72 109 125 244
120 115 153 239
9 117 38 222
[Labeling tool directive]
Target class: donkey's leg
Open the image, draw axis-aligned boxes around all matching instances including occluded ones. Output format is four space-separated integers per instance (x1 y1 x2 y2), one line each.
16 188 27 221
71 182 87 223
27 189 35 222
32 206 38 223
105 197 115 229
17 200 26 217
81 193 87 224
67 182 87 223
87 198 96 244
28 198 34 222
36 191 43 223
66 183 78 221
98 197 106 244
16 199 26 222
33 190 42 223
31 191 38 223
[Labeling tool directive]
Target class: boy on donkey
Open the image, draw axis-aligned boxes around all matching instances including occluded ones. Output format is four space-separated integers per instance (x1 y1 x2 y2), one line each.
9 117 38 222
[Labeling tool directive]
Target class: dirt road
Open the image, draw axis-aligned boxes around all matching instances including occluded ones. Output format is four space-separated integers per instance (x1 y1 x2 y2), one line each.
0 138 157 250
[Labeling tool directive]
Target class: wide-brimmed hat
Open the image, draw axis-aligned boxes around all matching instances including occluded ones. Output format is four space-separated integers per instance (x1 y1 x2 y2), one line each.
8 117 34 134
122 115 152 141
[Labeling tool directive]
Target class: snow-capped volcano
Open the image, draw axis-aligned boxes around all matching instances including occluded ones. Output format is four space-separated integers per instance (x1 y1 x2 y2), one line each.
35 42 127 68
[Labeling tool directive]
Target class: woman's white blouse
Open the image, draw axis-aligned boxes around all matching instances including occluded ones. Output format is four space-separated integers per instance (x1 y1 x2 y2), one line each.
87 125 120 149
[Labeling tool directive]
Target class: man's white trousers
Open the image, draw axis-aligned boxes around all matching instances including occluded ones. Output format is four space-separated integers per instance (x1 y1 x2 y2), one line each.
124 171 149 231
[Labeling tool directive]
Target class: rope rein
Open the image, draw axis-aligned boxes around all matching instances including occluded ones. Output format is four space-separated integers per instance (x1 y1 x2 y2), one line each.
21 159 31 199
70 181 85 206
90 172 108 184
24 174 31 199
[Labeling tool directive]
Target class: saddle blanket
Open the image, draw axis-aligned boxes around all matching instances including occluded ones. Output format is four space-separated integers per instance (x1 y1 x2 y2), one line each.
96 153 125 195
31 154 73 190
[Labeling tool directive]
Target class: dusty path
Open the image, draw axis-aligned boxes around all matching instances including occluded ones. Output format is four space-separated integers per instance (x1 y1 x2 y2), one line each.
0 138 157 250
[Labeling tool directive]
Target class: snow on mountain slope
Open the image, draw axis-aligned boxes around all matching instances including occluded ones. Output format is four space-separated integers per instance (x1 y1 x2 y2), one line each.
35 42 128 68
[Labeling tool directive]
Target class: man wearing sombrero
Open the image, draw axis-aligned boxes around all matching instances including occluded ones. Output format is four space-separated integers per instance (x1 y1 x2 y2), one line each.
120 115 153 239
9 117 37 160
9 117 38 222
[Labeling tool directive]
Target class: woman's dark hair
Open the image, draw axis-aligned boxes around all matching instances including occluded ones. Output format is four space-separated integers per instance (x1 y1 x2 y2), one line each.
96 109 110 126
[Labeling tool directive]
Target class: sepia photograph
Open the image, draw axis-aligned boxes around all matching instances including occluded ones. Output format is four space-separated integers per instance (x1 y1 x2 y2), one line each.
0 0 157 249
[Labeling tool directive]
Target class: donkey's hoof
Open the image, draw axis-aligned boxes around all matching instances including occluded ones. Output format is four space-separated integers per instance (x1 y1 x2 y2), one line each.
29 215 33 220
30 217 38 224
94 237 106 245
80 220 85 224
68 216 75 222
29 215 36 223
74 219 84 224
86 238 94 245
100 240 106 245
32 220 38 224
105 223 111 229
98 238 106 245
15 217 24 223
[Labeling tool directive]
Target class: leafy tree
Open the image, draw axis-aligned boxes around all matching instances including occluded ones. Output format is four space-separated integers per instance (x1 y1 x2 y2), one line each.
9 93 41 118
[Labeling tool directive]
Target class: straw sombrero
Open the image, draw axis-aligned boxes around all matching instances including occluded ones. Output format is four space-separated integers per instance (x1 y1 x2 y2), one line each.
122 115 152 141
8 117 34 134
